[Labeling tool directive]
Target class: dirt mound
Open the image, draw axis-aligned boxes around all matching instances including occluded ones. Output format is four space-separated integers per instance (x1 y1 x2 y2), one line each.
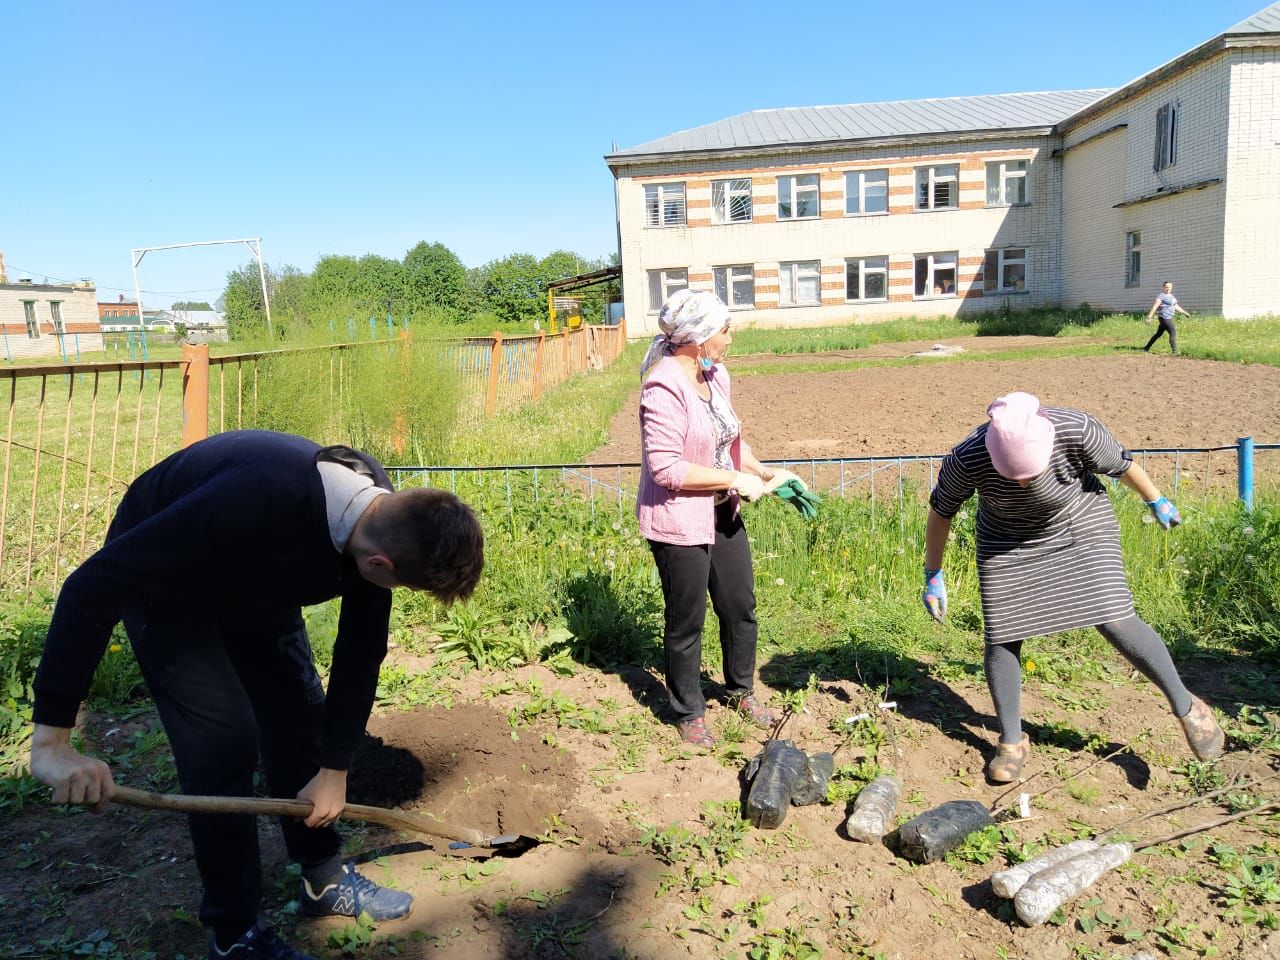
349 703 591 841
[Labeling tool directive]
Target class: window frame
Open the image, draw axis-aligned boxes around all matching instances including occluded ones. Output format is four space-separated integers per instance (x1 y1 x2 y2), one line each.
844 168 889 216
49 300 65 337
778 260 822 307
983 248 1028 294
711 178 753 225
1125 231 1142 288
713 264 755 310
913 251 959 299
915 164 959 211
844 256 889 303
646 268 689 313
644 182 687 228
776 173 821 221
22 300 39 338
985 159 1029 207
1153 101 1180 172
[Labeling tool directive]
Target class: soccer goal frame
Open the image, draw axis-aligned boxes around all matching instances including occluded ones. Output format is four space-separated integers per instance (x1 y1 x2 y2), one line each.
130 237 273 336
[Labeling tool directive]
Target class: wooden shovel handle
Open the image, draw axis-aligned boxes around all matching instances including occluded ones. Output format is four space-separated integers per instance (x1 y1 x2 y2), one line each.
111 784 487 846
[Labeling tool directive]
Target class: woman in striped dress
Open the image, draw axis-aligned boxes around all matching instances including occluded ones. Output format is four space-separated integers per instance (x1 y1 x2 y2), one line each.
922 392 1223 782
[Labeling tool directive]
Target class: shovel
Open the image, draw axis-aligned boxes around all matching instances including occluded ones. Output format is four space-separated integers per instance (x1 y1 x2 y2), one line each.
112 784 537 852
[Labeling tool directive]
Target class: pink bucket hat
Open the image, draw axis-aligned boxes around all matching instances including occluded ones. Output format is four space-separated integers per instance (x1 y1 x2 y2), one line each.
984 392 1055 480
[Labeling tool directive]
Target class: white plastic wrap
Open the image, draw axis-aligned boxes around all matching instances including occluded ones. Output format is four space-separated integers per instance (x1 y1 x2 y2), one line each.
1014 843 1133 926
844 775 902 843
990 839 1099 899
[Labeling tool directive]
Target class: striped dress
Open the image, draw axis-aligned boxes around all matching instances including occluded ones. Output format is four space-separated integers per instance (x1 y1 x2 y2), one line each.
929 407 1135 645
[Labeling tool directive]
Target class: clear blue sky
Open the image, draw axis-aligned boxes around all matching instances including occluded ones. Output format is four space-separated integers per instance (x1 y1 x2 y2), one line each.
0 0 1264 309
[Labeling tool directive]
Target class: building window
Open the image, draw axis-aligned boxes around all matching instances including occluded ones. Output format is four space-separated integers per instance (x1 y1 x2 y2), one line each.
779 261 821 306
647 268 688 312
711 178 752 224
916 164 959 210
1153 101 1179 172
22 300 39 338
1125 231 1141 288
845 169 888 215
845 257 888 302
985 159 1028 206
713 265 755 309
914 252 958 297
644 182 686 227
777 174 820 220
983 248 1027 293
50 301 65 336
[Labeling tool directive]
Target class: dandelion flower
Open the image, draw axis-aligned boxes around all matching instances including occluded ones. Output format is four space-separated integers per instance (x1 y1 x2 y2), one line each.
1025 659 1037 673
611 521 622 532
774 577 785 586
109 643 122 653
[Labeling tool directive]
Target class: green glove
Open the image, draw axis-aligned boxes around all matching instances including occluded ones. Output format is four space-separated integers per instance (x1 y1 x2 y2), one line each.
773 478 821 520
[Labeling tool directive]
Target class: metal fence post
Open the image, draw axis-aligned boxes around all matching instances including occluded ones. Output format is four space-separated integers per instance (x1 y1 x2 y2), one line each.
1237 436 1254 511
181 343 210 447
485 332 504 417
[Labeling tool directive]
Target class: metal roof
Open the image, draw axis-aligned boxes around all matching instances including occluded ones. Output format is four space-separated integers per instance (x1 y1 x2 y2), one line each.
1227 1 1280 34
609 90 1112 161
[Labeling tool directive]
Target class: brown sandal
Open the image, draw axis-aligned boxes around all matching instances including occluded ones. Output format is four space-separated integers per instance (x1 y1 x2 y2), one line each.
1179 696 1225 761
987 734 1031 783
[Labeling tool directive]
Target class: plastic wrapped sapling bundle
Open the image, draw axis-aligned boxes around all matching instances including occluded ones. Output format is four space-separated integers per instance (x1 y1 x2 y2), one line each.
893 800 994 863
744 741 834 829
844 775 903 843
1014 843 1134 926
990 840 1099 899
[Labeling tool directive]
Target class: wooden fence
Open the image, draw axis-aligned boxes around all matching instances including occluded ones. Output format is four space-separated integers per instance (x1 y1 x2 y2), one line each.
0 322 627 594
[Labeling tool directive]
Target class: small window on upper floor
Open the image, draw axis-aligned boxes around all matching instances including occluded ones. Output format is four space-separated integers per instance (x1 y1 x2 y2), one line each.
22 300 39 338
1153 101 1179 172
916 164 958 210
777 174 820 220
644 183 686 227
711 178 752 224
986 160 1028 206
845 169 888 215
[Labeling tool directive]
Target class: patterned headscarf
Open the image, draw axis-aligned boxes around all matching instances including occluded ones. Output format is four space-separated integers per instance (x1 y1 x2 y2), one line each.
639 289 732 378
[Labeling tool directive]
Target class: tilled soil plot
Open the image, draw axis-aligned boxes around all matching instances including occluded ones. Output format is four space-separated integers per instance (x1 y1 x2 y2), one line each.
592 351 1280 461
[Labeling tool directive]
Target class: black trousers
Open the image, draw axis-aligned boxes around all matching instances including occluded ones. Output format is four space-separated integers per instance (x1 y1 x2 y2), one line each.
648 502 759 722
124 604 339 937
1144 317 1178 353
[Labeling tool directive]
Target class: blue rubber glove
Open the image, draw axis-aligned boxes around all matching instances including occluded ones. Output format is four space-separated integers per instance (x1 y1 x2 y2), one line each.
1146 496 1181 529
922 568 947 624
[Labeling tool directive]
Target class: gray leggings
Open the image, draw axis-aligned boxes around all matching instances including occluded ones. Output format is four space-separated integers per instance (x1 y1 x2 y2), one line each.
985 614 1194 745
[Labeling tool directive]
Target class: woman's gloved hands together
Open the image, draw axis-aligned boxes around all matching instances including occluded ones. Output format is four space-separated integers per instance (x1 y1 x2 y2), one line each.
922 568 947 623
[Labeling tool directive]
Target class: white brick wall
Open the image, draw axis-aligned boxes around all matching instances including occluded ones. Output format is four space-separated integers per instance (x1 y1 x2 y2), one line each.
0 285 104 360
1061 52 1230 312
1223 48 1280 318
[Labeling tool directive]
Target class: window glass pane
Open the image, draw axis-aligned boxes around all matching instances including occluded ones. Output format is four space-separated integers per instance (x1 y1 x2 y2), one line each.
914 257 928 296
714 268 728 303
645 186 659 226
864 270 886 300
1003 263 1026 290
797 190 819 218
662 185 685 226
711 181 727 223
986 165 1001 205
863 172 888 213
846 261 860 299
984 251 999 292
916 170 929 209
731 269 754 307
934 179 954 208
778 178 793 219
934 266 956 294
845 173 860 215
729 191 751 222
797 274 820 303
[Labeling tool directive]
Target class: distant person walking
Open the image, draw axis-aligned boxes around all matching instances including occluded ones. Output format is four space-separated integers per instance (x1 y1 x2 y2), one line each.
1144 281 1190 355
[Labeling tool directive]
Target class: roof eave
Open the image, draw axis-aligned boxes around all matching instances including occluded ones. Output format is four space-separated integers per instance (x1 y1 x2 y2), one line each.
605 124 1059 172
1057 32 1267 132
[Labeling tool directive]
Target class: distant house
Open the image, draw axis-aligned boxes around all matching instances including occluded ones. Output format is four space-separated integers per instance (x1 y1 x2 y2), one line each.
98 294 141 322
606 2 1280 333
1 279 103 360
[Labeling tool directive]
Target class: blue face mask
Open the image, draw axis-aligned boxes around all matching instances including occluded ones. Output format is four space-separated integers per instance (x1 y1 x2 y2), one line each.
699 354 713 371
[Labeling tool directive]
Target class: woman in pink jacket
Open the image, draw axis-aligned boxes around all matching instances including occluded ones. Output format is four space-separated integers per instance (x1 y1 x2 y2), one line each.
638 290 796 747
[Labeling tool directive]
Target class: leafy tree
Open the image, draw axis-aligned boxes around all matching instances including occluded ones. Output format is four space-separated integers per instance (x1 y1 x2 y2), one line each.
171 300 213 311
479 253 544 326
223 262 272 339
403 241 469 318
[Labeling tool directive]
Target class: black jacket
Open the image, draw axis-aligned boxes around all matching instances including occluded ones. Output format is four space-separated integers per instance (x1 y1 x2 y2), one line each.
33 431 393 770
